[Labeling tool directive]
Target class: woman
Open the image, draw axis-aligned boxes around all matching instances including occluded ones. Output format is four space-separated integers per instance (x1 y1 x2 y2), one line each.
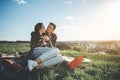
27 23 47 59
28 23 64 71
30 23 46 49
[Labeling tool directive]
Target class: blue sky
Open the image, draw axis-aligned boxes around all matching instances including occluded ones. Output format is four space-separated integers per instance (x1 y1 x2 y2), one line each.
0 0 120 41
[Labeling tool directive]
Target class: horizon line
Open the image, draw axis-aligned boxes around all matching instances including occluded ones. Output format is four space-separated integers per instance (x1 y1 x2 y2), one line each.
0 40 120 42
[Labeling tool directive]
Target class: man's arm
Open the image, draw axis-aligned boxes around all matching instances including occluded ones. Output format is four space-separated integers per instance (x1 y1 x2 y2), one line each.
50 33 57 47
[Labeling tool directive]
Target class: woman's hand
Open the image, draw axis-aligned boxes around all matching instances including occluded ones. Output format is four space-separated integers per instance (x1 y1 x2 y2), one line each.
43 36 49 41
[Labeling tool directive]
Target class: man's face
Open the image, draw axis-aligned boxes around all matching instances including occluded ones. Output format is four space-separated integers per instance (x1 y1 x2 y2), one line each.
47 24 54 33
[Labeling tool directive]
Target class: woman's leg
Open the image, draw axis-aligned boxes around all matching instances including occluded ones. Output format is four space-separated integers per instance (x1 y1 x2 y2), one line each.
33 47 54 63
28 47 53 71
33 47 52 59
28 47 59 71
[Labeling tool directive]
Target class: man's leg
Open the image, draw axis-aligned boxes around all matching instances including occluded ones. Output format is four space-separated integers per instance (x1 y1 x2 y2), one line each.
38 54 64 67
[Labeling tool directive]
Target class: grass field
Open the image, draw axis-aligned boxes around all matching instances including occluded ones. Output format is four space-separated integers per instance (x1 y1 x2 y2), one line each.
0 43 120 80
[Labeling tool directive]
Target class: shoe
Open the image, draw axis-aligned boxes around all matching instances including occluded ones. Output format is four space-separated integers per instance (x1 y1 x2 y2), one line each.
68 55 83 70
28 60 37 71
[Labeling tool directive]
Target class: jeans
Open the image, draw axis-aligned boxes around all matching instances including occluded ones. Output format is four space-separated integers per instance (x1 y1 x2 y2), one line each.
33 47 64 67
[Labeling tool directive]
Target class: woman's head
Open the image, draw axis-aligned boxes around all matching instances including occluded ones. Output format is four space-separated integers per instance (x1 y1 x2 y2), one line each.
34 23 45 34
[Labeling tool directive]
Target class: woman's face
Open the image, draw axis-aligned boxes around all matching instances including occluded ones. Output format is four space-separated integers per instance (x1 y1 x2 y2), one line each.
40 25 46 33
47 24 54 33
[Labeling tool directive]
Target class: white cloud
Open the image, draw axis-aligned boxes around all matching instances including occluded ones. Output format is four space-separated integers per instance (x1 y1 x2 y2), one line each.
65 16 75 21
81 0 86 2
66 0 72 4
65 16 83 21
14 0 26 4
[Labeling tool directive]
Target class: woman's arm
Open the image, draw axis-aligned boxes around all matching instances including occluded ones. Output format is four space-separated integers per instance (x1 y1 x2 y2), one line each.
30 32 43 49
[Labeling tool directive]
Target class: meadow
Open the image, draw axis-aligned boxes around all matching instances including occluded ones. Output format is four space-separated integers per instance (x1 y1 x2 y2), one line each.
0 41 120 80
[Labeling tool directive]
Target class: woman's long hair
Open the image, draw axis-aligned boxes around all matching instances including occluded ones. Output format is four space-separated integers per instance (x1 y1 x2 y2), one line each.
34 23 43 34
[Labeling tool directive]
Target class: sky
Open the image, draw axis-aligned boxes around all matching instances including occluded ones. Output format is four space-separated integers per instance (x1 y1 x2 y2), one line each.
0 0 120 41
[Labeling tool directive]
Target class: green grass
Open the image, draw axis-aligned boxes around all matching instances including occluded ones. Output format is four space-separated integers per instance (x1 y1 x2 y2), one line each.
0 43 120 80
34 61 120 80
0 43 30 54
34 50 120 80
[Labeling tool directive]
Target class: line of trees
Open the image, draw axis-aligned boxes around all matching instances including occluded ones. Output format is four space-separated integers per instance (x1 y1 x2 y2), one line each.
0 41 30 43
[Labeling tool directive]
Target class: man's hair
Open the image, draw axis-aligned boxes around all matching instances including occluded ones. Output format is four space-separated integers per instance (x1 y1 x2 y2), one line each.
49 22 56 30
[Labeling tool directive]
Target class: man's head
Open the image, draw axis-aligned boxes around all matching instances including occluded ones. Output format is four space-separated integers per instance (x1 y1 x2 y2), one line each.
47 22 56 33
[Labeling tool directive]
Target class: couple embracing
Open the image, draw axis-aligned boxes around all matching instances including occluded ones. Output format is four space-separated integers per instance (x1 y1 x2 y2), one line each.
28 22 82 71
